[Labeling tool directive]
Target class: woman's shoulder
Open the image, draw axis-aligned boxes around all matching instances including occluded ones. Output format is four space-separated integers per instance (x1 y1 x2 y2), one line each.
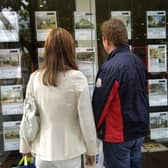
66 70 86 81
29 70 40 80
66 70 88 91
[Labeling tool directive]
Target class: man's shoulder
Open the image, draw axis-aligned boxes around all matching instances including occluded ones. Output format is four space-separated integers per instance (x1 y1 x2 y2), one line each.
98 62 119 82
102 54 125 72
101 61 117 74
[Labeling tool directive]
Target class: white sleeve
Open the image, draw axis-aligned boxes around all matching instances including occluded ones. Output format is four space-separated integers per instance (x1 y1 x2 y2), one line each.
76 74 97 155
19 73 34 153
25 72 35 98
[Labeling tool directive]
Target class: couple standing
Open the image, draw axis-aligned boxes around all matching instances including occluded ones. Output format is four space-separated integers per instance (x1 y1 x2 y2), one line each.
20 18 149 168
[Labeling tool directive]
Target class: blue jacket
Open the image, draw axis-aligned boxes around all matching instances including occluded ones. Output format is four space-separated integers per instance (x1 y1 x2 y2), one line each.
92 45 149 142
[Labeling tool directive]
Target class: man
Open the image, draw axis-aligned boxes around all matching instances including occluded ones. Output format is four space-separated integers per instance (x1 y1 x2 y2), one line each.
92 19 149 168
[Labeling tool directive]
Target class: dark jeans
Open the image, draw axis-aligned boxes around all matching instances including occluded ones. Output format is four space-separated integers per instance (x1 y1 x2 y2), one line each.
103 137 144 168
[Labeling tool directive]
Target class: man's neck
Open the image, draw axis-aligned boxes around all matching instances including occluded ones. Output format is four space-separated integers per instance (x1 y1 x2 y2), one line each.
107 45 116 54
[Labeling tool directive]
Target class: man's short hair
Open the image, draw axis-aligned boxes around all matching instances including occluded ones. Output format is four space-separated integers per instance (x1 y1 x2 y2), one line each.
101 18 128 46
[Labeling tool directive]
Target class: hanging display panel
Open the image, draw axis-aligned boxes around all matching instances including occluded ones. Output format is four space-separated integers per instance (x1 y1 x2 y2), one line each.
111 11 131 39
147 10 166 39
76 47 96 83
35 11 57 41
0 49 21 79
148 44 167 73
74 11 95 41
0 11 19 42
3 121 20 151
148 79 167 106
150 112 168 140
0 85 23 115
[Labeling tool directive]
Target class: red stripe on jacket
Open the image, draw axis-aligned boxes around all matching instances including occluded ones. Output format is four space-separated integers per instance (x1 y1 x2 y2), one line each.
97 80 124 143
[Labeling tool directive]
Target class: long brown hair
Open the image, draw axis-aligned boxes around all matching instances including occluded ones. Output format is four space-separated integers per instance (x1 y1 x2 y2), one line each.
40 27 78 86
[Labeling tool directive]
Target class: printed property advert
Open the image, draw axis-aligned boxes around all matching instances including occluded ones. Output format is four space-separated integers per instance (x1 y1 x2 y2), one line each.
0 11 19 42
111 11 131 39
150 112 168 140
74 12 95 41
148 44 167 73
3 121 20 151
0 85 23 115
35 11 57 41
76 47 96 83
147 10 166 39
148 79 167 106
0 49 21 79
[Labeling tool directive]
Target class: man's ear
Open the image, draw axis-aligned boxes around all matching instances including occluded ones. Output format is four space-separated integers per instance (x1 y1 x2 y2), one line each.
102 36 106 43
103 37 110 46
107 39 111 46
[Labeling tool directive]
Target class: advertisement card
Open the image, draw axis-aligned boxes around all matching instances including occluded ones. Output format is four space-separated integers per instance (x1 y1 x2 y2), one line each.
35 11 57 41
150 112 168 139
0 49 21 79
74 12 95 40
76 47 96 83
148 44 167 73
111 11 131 39
147 11 166 39
0 11 19 42
1 85 23 115
3 121 20 151
148 79 167 106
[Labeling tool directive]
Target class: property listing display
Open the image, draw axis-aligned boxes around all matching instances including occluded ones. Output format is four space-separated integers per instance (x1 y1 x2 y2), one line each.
150 112 168 140
146 10 168 145
75 47 96 83
147 10 166 39
0 85 23 115
74 11 97 95
111 11 131 39
148 44 167 73
74 12 95 41
148 79 167 107
1 4 168 159
0 10 23 156
0 11 19 42
35 11 57 41
0 49 21 79
3 121 20 151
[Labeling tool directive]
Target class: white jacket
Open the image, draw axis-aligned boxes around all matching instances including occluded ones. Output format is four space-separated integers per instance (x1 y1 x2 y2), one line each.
20 70 97 161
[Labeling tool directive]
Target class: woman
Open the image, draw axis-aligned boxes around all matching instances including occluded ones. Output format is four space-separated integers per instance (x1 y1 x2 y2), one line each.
20 27 97 168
